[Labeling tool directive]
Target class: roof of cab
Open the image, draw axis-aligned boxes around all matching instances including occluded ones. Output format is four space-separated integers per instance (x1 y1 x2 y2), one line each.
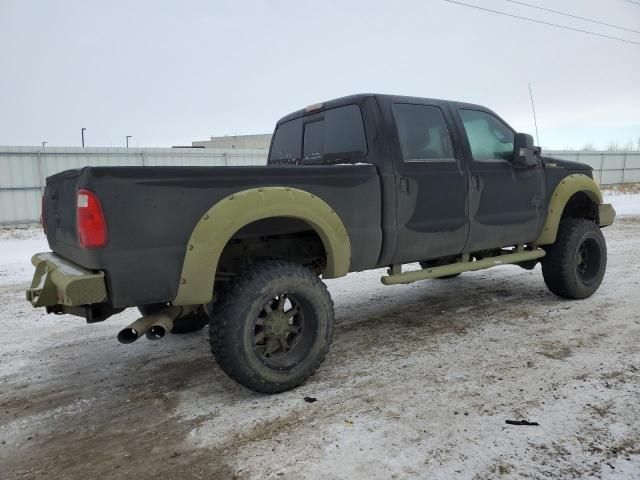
274 93 490 126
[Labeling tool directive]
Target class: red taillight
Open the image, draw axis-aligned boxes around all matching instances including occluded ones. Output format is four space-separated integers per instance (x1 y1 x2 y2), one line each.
40 195 47 234
76 189 108 248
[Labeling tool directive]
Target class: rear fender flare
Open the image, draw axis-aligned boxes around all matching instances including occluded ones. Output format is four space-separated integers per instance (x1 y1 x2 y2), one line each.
535 174 603 245
173 187 350 305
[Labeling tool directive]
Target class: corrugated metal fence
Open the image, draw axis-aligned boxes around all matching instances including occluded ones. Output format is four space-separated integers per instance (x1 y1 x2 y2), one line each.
1 146 638 225
0 146 267 224
545 150 640 185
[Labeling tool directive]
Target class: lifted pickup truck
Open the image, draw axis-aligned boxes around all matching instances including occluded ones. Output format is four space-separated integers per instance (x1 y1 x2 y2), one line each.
28 93 615 393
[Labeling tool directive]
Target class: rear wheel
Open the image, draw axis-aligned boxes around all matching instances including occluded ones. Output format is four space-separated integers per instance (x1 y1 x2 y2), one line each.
541 218 607 299
209 260 334 393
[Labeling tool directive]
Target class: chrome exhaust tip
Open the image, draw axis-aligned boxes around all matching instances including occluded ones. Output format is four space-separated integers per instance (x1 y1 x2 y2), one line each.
145 313 174 341
117 306 190 344
117 316 158 344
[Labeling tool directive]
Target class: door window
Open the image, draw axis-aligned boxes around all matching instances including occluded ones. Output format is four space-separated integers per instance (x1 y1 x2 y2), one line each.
459 109 514 162
392 104 454 162
302 104 368 164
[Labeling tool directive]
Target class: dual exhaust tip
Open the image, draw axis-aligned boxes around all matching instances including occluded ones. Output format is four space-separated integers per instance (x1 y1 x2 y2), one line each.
117 307 180 344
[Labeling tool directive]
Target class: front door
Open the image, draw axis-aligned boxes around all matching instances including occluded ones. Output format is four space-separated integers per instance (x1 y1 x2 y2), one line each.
391 102 469 264
454 108 545 252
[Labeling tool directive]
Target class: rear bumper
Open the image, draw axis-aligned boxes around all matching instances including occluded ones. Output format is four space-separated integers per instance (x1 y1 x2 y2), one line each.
26 252 107 308
598 203 616 227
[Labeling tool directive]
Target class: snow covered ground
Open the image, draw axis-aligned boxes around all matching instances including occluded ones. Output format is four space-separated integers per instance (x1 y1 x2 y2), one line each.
0 193 639 480
0 229 48 285
603 192 640 217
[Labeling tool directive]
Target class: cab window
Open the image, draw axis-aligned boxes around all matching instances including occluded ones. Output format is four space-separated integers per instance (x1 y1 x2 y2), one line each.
268 118 303 165
459 109 514 162
302 104 368 164
392 104 454 162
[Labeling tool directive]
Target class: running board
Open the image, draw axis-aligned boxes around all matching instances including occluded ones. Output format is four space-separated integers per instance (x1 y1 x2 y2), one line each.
381 248 546 286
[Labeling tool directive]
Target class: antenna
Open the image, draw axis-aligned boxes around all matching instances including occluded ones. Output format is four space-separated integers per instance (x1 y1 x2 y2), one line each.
528 83 540 145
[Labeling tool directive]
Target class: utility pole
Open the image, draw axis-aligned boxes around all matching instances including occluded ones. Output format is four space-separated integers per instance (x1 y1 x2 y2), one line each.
126 135 132 148
81 128 86 147
42 141 47 148
528 83 540 146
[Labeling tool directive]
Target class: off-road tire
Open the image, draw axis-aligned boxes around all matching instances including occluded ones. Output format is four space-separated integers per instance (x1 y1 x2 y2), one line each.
209 260 334 393
541 218 607 299
137 305 209 334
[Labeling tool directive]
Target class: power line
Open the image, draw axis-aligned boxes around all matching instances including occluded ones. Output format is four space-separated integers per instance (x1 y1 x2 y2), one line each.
443 0 640 46
623 0 640 6
503 0 640 34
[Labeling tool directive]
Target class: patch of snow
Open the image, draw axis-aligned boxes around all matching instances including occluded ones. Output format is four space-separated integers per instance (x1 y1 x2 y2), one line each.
603 192 640 216
0 233 49 285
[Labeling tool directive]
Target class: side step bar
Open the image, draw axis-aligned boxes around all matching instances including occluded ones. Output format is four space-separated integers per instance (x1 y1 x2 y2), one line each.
381 248 546 286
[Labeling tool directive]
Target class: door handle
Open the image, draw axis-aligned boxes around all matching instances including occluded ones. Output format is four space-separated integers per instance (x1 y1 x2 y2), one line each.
471 174 480 190
400 177 410 193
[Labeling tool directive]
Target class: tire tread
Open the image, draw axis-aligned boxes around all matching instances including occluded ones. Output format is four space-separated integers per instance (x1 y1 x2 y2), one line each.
542 218 606 299
209 260 334 393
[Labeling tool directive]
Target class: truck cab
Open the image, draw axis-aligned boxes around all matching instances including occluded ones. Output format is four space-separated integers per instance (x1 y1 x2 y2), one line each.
269 94 556 265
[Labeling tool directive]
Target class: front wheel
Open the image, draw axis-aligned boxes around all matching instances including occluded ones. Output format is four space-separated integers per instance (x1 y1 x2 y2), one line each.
209 260 334 393
541 218 607 299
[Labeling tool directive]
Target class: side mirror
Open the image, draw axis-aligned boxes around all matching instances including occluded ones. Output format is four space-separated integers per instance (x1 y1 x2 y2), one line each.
513 133 539 168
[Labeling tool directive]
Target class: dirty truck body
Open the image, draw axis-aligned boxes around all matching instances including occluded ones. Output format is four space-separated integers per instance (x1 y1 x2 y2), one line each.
28 94 615 393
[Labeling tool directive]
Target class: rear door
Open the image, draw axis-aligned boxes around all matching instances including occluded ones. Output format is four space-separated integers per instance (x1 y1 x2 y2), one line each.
389 101 469 264
453 108 545 251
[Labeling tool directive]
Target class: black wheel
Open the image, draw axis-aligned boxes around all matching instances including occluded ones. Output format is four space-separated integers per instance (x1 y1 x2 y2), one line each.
419 260 461 279
209 259 334 393
541 218 607 299
137 304 209 334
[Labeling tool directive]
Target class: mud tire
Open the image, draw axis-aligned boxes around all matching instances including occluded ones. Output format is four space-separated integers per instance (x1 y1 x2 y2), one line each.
209 260 334 393
542 218 607 299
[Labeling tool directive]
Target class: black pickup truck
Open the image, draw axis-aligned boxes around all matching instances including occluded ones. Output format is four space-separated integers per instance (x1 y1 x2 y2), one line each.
28 93 615 393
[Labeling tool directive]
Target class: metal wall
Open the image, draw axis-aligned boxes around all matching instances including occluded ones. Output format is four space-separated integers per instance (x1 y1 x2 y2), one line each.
0 146 267 224
1 147 638 225
545 150 640 185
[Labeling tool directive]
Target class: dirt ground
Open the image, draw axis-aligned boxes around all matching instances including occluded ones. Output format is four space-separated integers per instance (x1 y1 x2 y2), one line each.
1 218 639 480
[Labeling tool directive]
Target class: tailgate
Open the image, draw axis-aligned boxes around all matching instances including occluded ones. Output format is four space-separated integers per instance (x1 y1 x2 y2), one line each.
42 169 82 257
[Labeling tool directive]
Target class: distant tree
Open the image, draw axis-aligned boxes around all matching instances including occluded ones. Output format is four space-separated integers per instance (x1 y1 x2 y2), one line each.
582 143 594 151
623 140 635 151
606 142 620 151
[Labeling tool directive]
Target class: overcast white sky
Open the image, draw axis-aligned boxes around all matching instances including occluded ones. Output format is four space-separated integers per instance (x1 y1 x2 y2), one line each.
1 0 639 149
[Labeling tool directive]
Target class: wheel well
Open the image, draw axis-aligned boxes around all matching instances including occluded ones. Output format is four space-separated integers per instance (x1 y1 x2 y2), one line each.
561 192 599 222
216 217 327 280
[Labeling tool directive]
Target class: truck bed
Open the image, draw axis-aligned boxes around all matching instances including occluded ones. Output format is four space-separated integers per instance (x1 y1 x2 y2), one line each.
43 165 382 308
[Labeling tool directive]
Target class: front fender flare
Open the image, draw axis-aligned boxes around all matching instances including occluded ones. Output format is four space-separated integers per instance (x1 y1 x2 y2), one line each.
535 174 603 246
173 187 351 305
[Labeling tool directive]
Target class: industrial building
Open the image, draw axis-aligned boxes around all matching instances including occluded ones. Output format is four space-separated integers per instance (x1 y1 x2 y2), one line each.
192 133 272 150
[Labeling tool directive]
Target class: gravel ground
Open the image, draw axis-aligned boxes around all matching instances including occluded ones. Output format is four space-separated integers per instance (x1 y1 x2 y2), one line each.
1 217 639 480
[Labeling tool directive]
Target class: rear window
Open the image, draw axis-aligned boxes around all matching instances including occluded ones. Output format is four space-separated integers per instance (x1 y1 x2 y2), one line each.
268 117 303 164
302 105 368 164
269 104 367 165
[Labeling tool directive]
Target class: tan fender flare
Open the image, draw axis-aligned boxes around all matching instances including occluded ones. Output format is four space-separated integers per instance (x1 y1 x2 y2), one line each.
535 174 604 246
173 187 351 305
